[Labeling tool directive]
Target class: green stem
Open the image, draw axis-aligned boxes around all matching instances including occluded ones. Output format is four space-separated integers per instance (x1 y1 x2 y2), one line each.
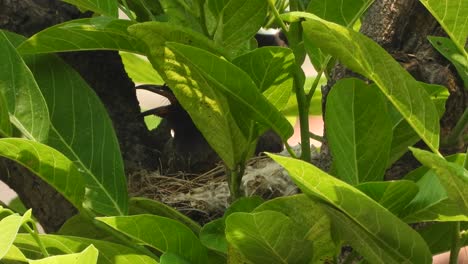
309 132 324 142
267 0 288 33
294 69 311 162
24 221 49 257
449 222 461 264
443 108 468 147
285 143 298 158
227 165 245 202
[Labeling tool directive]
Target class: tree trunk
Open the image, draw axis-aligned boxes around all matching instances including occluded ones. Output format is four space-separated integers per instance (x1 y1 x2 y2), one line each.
320 0 467 178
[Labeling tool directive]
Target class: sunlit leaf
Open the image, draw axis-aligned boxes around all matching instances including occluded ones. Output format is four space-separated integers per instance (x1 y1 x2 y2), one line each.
326 78 392 184
119 52 163 85
225 211 314 264
0 139 85 210
29 244 99 264
0 210 31 260
300 15 440 153
14 234 158 264
268 154 432 263
97 215 208 264
0 31 49 142
18 18 145 55
0 244 28 263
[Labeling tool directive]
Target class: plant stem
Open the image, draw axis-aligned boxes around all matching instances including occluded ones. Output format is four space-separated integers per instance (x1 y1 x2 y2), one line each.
449 222 461 264
294 69 311 162
267 0 288 33
227 165 245 202
309 132 324 142
443 108 468 147
285 143 298 158
24 221 49 257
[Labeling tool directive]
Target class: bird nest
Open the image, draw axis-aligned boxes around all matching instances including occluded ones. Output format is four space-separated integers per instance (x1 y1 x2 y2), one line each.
128 154 302 224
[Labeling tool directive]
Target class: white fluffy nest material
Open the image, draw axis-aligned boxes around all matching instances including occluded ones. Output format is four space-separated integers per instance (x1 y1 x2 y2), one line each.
128 145 319 217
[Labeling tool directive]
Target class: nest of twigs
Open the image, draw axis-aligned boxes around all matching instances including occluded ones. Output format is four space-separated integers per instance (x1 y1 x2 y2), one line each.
128 154 301 224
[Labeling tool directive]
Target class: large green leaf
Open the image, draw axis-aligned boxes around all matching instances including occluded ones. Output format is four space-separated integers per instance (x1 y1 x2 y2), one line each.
129 197 201 235
119 52 164 85
232 47 294 111
326 78 392 184
0 210 31 260
268 154 432 263
225 211 314 264
254 195 335 264
29 245 99 264
0 91 11 137
428 36 468 88
165 43 293 141
411 148 468 215
18 17 145 55
158 0 203 33
61 0 118 17
0 31 49 142
24 53 128 216
0 139 85 210
419 0 468 54
14 234 158 264
355 180 419 216
205 0 267 57
128 22 224 76
97 215 207 264
300 15 440 153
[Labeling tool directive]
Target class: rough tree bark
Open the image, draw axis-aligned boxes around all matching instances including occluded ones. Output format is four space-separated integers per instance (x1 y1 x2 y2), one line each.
320 0 467 178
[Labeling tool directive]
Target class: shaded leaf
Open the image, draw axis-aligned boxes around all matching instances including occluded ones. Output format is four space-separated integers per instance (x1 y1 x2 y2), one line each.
224 196 264 218
0 31 49 142
232 47 294 111
420 0 468 53
158 0 203 33
200 219 227 254
18 17 145 55
355 180 419 216
129 197 201 235
225 211 314 264
254 194 335 264
411 148 468 215
428 36 468 88
97 215 207 264
58 214 116 242
300 14 440 153
61 0 118 17
160 253 190 264
0 139 85 210
0 91 12 137
0 210 31 260
119 52 163 85
418 222 468 255
268 154 432 263
29 244 99 264
14 234 158 264
326 78 392 184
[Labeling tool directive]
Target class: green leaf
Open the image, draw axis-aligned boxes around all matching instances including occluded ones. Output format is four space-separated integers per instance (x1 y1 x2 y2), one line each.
0 31 49 142
205 0 268 57
29 244 99 264
0 139 85 210
0 244 28 264
326 78 392 184
410 148 468 215
225 211 314 264
418 222 468 255
160 253 190 264
119 52 164 85
165 43 293 141
58 214 116 242
428 36 468 88
60 0 118 17
200 219 227 254
17 18 146 55
129 197 201 235
97 215 207 264
355 180 419 216
0 210 31 260
158 0 203 33
419 0 468 54
254 195 335 264
14 234 158 264
224 196 264 218
0 91 12 137
232 47 294 111
128 22 224 76
268 154 433 263
306 0 373 26
301 16 440 153
125 0 163 22
23 52 128 216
